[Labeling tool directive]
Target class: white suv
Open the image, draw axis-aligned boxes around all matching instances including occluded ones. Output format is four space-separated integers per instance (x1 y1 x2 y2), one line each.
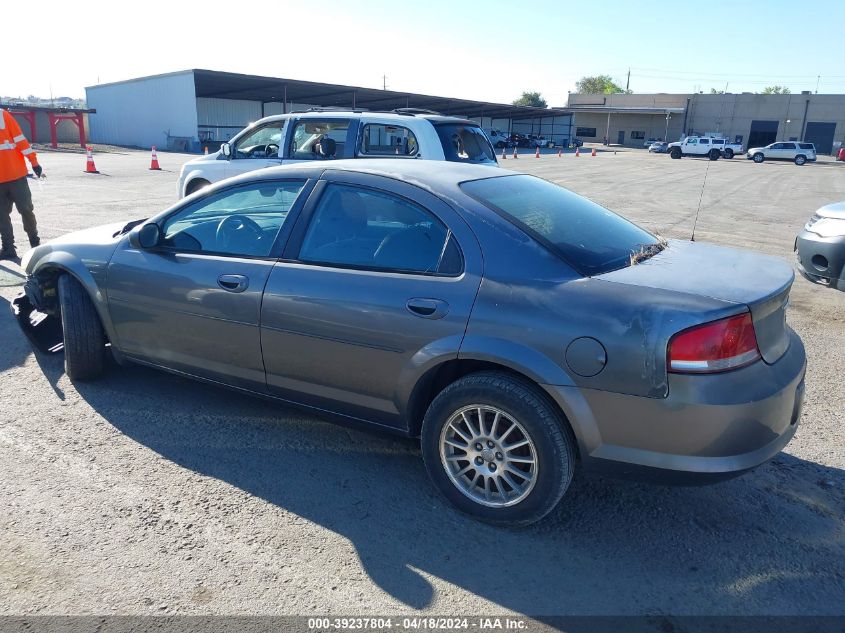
178 110 497 197
747 141 817 165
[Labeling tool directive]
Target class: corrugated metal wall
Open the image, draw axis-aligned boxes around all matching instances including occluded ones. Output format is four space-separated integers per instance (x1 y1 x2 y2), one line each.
86 71 199 149
196 100 322 142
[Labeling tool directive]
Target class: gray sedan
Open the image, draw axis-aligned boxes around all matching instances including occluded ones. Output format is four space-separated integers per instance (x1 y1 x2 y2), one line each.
14 160 806 526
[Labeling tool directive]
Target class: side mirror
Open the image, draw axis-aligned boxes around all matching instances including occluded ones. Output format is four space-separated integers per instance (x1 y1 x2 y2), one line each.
129 223 162 249
220 142 231 158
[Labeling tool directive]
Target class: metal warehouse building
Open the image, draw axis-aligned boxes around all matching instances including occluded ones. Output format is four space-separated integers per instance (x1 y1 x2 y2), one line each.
85 69 573 152
567 92 845 154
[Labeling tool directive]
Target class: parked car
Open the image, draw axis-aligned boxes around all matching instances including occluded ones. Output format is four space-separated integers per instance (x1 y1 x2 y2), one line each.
571 138 584 148
668 136 743 160
177 110 497 197
14 160 806 526
795 201 845 291
508 133 531 148
527 135 555 148
648 141 669 153
643 137 662 148
747 142 817 165
486 129 512 149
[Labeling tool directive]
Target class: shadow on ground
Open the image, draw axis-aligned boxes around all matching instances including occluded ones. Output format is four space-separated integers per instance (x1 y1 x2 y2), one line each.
28 353 845 616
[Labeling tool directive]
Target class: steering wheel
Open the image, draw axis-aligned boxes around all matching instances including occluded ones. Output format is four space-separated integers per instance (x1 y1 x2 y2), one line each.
216 215 264 252
265 143 279 157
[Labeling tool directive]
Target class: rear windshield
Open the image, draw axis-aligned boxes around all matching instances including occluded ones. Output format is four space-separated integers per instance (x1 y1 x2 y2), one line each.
435 123 497 164
461 175 661 275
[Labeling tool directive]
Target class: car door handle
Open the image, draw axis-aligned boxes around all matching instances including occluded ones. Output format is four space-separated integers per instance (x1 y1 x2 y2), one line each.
217 274 249 293
406 298 449 320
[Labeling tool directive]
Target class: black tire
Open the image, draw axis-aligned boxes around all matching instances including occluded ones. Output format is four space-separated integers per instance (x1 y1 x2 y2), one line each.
58 275 105 381
421 371 576 527
794 155 806 165
186 178 210 196
724 148 734 159
670 147 682 159
753 153 765 163
708 148 720 161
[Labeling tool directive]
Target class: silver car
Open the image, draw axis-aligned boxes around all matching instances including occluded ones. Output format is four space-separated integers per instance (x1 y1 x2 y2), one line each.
747 141 817 165
795 201 845 290
14 161 806 526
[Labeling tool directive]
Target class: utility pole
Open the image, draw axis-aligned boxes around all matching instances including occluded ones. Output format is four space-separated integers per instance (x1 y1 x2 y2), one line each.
816 75 820 94
383 74 387 90
626 68 630 92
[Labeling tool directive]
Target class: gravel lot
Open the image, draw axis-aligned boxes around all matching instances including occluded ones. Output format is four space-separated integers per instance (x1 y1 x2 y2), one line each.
1 148 844 617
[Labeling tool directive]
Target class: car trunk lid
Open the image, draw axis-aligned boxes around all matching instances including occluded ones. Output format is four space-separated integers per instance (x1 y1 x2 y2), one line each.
597 239 793 364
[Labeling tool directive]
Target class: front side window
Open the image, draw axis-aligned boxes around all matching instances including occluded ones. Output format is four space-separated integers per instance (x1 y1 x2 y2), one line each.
359 124 419 156
161 180 306 257
289 119 350 160
234 122 285 159
434 124 496 164
461 175 660 276
299 184 458 275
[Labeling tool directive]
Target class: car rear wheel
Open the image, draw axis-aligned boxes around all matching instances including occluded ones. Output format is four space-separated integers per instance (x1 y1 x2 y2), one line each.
753 153 765 163
724 148 734 159
58 275 105 381
708 148 720 161
794 155 806 165
670 147 682 159
421 372 576 527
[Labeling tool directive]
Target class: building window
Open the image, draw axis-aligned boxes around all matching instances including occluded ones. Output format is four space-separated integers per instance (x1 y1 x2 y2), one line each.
631 131 645 140
576 127 596 138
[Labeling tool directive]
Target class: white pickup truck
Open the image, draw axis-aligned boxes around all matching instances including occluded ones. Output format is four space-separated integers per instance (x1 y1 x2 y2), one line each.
667 136 744 160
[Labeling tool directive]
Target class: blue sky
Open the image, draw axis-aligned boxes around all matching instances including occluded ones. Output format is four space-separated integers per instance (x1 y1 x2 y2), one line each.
6 0 845 103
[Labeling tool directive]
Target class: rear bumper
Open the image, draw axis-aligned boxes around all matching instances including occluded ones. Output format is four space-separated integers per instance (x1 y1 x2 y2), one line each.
544 330 806 478
795 230 845 291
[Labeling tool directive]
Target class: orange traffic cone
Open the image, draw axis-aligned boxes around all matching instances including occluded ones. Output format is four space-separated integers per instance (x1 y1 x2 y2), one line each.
512 147 518 159
557 148 562 158
149 146 162 170
591 148 597 157
501 147 507 160
83 146 99 173
535 146 540 158
575 148 580 157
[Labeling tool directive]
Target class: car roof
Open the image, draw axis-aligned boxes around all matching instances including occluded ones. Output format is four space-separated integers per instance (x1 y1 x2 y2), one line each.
230 159 512 194
245 110 476 126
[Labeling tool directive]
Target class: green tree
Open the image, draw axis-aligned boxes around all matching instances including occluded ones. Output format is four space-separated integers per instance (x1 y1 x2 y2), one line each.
762 85 791 94
709 88 725 94
575 75 630 94
512 91 547 108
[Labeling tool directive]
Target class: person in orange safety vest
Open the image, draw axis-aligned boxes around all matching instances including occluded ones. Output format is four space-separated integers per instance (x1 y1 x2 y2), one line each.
1 108 43 260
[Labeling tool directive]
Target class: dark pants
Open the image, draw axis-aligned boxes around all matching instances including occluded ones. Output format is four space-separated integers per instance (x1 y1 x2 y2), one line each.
0 176 38 249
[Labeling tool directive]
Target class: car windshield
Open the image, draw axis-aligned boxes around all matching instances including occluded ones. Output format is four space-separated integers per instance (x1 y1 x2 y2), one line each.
461 175 662 275
434 123 497 164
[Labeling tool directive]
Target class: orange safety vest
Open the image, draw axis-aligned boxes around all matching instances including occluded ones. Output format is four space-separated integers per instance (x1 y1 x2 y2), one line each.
1 109 39 184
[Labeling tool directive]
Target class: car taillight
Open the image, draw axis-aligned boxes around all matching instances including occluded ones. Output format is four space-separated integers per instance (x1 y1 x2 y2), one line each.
668 312 760 373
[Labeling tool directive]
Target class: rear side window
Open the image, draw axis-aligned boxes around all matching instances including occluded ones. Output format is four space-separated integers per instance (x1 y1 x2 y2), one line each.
798 143 815 150
461 175 660 276
359 124 419 156
782 143 796 149
289 119 350 160
299 184 459 275
434 123 497 164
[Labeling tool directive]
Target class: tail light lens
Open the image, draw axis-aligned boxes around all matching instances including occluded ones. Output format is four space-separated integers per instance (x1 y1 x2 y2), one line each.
668 312 760 373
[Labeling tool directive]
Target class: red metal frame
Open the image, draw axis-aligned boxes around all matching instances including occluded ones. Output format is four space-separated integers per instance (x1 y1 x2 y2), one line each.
48 113 86 148
9 109 88 148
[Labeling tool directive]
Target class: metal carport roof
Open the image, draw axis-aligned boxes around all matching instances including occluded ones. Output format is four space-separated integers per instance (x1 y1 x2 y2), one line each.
190 69 569 121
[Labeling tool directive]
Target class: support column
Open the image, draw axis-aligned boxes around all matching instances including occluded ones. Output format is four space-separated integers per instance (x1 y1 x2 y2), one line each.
48 114 59 148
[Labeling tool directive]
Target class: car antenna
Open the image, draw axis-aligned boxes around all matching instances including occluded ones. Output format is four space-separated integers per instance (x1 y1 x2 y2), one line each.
690 159 712 242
